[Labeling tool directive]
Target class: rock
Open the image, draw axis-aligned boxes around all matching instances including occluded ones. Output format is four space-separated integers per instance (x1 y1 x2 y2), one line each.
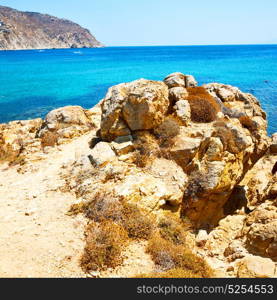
112 141 134 156
169 136 202 169
101 79 169 141
0 118 43 163
114 158 188 210
270 133 277 154
196 230 208 247
39 106 94 145
224 241 247 262
204 83 266 119
164 73 197 88
122 80 169 131
44 106 92 128
173 100 191 125
169 87 189 103
238 152 277 208
236 256 275 278
114 135 133 143
164 72 186 88
89 142 116 167
185 75 198 87
203 215 246 258
243 201 277 261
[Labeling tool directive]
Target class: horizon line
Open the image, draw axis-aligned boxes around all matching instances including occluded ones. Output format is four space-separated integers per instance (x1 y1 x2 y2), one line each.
105 43 277 47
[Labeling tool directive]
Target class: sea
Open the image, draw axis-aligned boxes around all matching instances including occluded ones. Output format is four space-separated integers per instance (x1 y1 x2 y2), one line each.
0 44 276 134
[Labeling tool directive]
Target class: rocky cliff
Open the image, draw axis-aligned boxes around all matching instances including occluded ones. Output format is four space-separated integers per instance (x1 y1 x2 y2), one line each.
0 73 276 278
0 5 103 50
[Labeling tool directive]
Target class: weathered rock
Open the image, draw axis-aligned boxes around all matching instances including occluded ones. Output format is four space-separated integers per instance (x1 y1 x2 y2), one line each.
270 133 277 154
111 141 134 156
173 100 191 125
89 142 116 167
164 73 197 88
185 75 198 87
44 106 92 128
164 73 186 88
196 230 209 247
169 136 202 169
238 152 277 208
101 79 169 141
0 118 43 162
169 87 189 103
203 215 246 257
204 83 266 119
236 256 276 278
224 240 247 262
39 106 94 144
243 201 277 261
114 158 188 210
98 74 270 228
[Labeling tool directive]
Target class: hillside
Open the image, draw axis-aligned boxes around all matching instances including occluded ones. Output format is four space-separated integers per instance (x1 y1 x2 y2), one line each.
0 5 103 50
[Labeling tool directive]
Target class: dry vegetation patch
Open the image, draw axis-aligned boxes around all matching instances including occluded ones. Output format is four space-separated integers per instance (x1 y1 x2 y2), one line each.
146 232 213 278
186 87 220 123
81 220 129 272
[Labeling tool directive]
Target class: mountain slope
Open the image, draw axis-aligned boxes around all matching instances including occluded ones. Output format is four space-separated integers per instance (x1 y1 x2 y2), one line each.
0 5 103 50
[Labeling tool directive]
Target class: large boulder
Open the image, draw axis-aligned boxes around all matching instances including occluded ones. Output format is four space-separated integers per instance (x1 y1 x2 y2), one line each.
114 158 188 210
237 151 277 209
243 200 277 261
100 79 169 141
39 106 95 145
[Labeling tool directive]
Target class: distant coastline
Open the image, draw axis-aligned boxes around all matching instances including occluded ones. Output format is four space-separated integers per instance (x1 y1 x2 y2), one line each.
0 5 103 50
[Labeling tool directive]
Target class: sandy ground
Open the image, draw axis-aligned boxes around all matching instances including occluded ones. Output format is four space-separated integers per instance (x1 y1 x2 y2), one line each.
0 132 155 278
0 134 93 278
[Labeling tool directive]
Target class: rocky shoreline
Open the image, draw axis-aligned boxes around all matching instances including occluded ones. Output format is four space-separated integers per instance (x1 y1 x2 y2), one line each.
0 73 276 278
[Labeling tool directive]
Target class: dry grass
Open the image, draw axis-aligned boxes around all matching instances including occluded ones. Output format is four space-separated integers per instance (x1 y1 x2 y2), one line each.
186 87 220 123
132 132 160 168
81 220 128 272
239 115 256 131
41 131 59 148
135 268 203 278
154 116 181 141
85 192 154 240
158 217 188 245
121 202 154 240
146 232 213 278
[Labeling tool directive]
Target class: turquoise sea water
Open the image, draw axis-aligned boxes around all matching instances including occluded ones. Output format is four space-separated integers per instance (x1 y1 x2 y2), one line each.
0 45 276 134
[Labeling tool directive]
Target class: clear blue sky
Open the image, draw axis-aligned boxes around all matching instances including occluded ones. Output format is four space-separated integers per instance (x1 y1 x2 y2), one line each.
1 0 277 46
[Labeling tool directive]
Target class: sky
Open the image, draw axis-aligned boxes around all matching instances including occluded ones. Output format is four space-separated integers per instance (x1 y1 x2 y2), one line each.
1 0 277 46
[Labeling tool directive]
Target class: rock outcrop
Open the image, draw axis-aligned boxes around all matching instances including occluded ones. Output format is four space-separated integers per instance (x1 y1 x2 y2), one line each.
94 73 270 228
0 72 276 278
0 5 103 50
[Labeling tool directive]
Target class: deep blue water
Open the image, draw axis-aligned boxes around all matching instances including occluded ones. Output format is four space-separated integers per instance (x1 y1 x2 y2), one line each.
0 45 276 134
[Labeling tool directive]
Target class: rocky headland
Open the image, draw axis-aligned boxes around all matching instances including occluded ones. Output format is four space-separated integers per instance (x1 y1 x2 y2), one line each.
0 5 103 50
0 73 276 278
